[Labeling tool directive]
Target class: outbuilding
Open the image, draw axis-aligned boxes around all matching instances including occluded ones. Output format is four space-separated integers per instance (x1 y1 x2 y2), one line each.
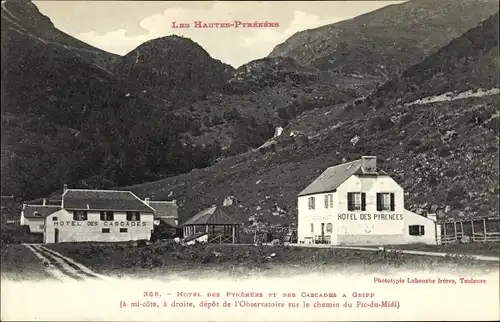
297 156 441 246
183 206 240 243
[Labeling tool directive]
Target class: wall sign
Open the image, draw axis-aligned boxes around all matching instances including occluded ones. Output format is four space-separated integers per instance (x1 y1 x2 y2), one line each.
53 221 147 227
337 213 403 221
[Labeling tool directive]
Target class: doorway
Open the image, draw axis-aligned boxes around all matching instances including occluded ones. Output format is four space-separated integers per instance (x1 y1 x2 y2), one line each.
54 228 59 244
321 223 325 243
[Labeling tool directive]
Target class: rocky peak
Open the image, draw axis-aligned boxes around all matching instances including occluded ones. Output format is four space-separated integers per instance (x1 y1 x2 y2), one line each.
2 0 55 31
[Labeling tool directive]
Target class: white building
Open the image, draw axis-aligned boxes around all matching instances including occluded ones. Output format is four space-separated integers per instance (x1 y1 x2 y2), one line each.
297 156 440 246
41 188 156 244
20 201 61 234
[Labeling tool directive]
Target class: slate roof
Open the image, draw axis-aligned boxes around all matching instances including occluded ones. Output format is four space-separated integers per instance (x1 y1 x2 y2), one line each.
149 201 178 218
23 205 61 219
183 206 239 226
62 189 154 212
298 158 388 196
28 198 62 206
149 201 179 227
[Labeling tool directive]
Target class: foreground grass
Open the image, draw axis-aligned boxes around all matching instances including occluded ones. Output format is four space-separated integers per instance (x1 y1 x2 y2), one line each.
45 242 499 280
1 244 53 281
386 242 500 256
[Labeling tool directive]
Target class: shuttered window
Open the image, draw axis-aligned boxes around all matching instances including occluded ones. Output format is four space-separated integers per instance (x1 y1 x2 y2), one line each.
73 210 88 221
347 192 366 211
324 194 334 208
126 211 141 221
310 223 314 233
326 223 333 233
377 193 395 211
308 197 316 210
409 225 425 236
100 211 114 221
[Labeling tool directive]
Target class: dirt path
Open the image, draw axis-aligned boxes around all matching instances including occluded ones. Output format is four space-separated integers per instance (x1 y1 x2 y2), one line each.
23 244 112 281
288 244 500 262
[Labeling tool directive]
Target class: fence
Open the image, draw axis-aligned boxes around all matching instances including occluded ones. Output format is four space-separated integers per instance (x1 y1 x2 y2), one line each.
437 215 500 245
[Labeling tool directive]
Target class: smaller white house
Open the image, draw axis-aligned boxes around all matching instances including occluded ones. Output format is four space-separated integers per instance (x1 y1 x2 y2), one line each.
297 156 441 246
20 200 61 234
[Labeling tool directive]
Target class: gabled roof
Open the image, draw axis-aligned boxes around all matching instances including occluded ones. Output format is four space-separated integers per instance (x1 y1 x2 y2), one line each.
23 205 61 219
149 201 179 227
183 206 239 226
62 189 154 213
157 217 178 227
298 158 388 196
149 201 178 219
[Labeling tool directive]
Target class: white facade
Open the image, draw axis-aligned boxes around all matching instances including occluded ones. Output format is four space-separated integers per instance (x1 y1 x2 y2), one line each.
297 157 440 246
27 218 46 234
43 209 154 244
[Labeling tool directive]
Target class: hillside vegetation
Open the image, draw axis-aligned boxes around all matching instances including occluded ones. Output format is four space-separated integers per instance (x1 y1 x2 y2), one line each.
126 12 499 228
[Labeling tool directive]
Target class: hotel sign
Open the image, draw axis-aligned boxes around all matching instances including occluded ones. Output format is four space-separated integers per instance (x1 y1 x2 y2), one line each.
53 221 148 227
337 213 403 221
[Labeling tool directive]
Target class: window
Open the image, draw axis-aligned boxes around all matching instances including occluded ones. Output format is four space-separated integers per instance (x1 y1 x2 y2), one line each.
409 225 425 236
326 223 333 233
73 210 88 221
39 224 44 229
126 211 141 221
308 197 315 210
100 211 114 221
52 217 58 221
377 193 395 211
310 223 314 233
324 194 333 208
120 228 128 233
347 192 366 211
102 228 110 234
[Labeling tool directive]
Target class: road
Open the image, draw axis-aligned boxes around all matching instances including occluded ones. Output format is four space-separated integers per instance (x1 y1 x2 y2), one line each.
23 244 112 281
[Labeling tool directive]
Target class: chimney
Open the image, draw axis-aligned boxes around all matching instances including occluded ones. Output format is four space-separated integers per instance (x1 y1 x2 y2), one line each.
144 198 150 205
42 198 46 206
361 156 377 173
63 184 68 192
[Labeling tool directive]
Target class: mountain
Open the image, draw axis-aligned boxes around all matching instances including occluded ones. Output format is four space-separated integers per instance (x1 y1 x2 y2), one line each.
0 0 234 200
268 0 499 87
172 56 359 155
369 10 499 104
125 12 499 229
117 36 235 105
1 0 118 71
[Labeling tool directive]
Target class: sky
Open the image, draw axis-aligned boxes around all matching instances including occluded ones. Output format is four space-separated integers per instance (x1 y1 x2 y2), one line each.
33 1 405 68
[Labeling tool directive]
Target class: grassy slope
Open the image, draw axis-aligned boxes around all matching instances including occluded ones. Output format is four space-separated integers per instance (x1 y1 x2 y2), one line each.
46 242 498 280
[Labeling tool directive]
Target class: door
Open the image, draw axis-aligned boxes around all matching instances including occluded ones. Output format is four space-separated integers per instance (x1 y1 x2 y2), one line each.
54 228 59 244
321 223 325 243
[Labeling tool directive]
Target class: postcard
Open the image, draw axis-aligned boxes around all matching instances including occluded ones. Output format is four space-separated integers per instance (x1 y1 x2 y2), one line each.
1 0 499 321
